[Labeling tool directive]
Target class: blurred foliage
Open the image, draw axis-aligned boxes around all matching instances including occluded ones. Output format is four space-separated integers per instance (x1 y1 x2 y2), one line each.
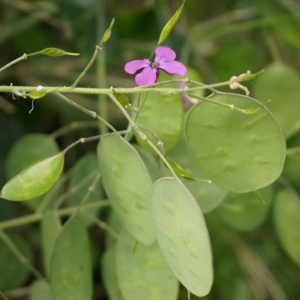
1 0 300 299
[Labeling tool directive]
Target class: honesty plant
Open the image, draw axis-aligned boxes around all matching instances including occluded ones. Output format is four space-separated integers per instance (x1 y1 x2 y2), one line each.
0 1 295 300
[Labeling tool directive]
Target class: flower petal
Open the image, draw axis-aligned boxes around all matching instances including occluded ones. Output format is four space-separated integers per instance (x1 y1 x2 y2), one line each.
124 59 151 74
135 67 158 86
158 61 187 77
155 46 176 63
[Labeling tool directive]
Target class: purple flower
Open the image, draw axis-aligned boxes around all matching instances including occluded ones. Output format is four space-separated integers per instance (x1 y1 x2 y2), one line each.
124 46 187 86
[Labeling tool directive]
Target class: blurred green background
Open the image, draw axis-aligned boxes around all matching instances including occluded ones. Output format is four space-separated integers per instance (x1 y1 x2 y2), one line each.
0 0 300 299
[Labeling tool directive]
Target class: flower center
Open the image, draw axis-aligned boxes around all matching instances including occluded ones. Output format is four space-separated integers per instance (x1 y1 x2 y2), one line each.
151 61 159 68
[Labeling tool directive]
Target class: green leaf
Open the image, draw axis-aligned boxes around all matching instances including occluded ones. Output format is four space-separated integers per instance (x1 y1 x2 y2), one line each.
165 155 210 182
241 69 265 82
116 229 178 300
40 48 80 57
67 153 103 225
253 63 300 135
157 0 186 46
29 91 47 99
112 89 129 106
217 186 273 232
6 134 60 180
151 178 214 297
100 18 115 45
162 126 227 213
102 245 124 300
135 93 183 153
185 92 286 193
50 216 93 300
1 153 64 201
274 189 300 266
97 134 156 246
41 210 61 278
0 233 32 291
5 133 61 209
30 280 53 300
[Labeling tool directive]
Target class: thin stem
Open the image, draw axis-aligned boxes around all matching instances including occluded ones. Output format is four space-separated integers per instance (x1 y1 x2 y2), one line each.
0 230 44 280
124 93 141 141
0 54 28 73
138 123 166 155
0 200 110 230
286 147 300 157
81 211 119 240
71 47 102 88
0 290 8 300
54 92 120 135
62 130 128 153
189 94 242 111
97 0 108 134
50 121 100 139
188 290 191 300
284 122 300 141
73 173 101 217
54 169 99 210
108 93 179 180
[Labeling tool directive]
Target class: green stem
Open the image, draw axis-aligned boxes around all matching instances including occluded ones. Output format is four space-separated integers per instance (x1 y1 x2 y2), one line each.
81 211 119 240
0 200 110 230
54 92 119 135
188 290 190 300
0 290 8 300
97 0 108 134
108 93 179 180
0 80 231 95
73 173 101 217
50 121 100 139
0 230 44 280
0 54 28 73
71 47 101 88
286 147 300 157
54 169 99 210
124 93 141 141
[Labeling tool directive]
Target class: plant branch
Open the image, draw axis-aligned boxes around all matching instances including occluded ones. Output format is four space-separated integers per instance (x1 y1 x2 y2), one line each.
0 230 44 280
0 200 110 230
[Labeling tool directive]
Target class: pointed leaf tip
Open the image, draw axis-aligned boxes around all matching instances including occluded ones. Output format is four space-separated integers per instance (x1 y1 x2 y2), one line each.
157 0 185 46
100 18 115 46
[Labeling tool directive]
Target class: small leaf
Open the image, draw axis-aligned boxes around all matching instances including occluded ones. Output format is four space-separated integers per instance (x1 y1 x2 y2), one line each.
165 155 210 183
241 69 265 81
116 94 129 106
40 48 79 57
50 217 93 300
100 18 115 45
112 88 129 106
157 0 186 46
5 133 61 210
29 91 47 100
1 153 64 201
